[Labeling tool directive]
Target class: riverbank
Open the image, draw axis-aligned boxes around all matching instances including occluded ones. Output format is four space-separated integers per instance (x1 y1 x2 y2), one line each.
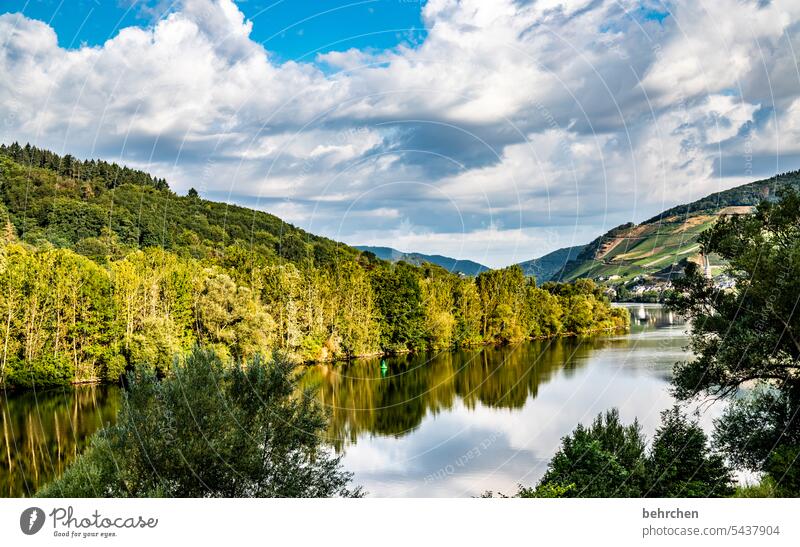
1 322 631 392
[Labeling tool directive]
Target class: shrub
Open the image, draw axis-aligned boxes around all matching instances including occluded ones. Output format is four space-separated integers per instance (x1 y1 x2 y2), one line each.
38 346 361 498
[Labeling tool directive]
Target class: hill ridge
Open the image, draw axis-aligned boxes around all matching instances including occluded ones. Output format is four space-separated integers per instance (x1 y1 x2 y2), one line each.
522 170 800 283
355 245 489 276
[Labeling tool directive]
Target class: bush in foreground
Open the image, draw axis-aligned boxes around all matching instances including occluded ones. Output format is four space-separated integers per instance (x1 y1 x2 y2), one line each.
38 347 361 497
520 407 734 498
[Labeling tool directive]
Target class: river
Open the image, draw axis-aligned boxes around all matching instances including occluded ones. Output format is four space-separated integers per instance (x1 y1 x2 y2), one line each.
1 304 723 497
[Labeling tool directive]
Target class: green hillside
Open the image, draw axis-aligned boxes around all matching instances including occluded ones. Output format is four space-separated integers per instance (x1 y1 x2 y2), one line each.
0 143 626 389
527 170 800 283
0 143 358 266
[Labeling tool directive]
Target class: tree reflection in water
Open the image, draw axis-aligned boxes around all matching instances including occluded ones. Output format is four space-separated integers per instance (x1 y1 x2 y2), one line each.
1 385 119 497
303 336 636 449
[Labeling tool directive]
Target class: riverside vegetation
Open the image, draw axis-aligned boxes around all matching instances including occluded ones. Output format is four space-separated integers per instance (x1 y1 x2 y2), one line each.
0 143 627 390
37 347 362 498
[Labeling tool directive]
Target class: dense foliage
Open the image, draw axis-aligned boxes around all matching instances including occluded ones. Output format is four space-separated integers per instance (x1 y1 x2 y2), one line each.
0 147 627 388
519 408 734 498
0 148 351 263
646 407 734 497
37 347 361 497
667 188 800 496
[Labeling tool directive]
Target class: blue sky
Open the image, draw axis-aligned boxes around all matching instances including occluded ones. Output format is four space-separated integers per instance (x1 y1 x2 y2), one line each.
1 0 798 267
5 0 427 61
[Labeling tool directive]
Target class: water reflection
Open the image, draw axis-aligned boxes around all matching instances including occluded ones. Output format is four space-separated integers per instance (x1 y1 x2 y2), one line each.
306 304 718 496
0 304 711 498
306 338 609 446
0 386 119 497
305 305 690 448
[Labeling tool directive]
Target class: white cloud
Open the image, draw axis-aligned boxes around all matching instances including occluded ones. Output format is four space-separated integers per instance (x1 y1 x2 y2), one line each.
1 0 798 265
641 0 799 108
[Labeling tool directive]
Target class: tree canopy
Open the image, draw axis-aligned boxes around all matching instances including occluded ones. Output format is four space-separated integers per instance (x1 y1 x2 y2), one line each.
521 407 734 498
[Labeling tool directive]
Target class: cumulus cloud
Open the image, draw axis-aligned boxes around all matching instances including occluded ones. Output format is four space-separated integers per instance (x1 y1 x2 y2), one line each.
0 0 798 266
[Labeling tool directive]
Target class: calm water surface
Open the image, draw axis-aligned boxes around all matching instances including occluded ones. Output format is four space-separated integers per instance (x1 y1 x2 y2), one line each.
1 304 720 497
304 303 723 496
0 384 119 497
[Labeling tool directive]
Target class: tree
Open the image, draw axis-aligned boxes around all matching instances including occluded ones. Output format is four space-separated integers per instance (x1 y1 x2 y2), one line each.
453 278 483 346
194 272 276 361
420 267 456 349
476 266 526 342
666 189 800 400
529 409 646 497
525 408 733 498
525 287 563 337
713 385 800 496
372 262 425 352
667 189 800 493
646 407 734 497
37 347 362 498
333 262 380 358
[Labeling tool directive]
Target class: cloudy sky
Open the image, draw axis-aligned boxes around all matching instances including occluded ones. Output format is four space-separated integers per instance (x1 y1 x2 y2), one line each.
1 0 799 267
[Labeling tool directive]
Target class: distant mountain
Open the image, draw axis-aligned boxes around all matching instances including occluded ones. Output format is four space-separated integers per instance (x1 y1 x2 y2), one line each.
520 170 800 284
517 245 584 282
355 246 489 276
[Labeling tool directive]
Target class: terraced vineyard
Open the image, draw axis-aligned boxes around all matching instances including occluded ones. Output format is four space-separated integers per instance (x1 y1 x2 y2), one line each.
527 170 800 283
555 213 727 282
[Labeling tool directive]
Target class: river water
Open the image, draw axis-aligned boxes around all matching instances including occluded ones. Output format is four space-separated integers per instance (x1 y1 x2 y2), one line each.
1 304 723 497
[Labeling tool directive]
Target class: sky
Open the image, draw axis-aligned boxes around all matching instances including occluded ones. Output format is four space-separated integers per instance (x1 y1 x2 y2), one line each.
1 0 799 267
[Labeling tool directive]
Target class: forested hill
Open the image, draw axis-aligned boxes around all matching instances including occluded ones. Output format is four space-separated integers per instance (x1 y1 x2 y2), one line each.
355 246 489 276
1 143 168 190
0 142 358 266
517 245 583 282
0 144 627 389
523 170 800 283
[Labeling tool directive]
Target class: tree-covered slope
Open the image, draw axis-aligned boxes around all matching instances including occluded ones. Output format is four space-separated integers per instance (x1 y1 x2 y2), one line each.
355 245 489 276
0 143 359 266
517 245 584 282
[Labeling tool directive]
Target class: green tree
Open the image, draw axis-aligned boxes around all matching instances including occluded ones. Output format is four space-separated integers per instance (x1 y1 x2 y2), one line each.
667 189 800 400
713 386 800 496
646 407 734 497
420 266 457 349
194 271 276 361
372 262 425 352
476 266 527 342
453 278 483 346
524 287 563 337
524 408 733 498
37 347 362 498
667 189 800 494
529 409 646 497
333 262 380 358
